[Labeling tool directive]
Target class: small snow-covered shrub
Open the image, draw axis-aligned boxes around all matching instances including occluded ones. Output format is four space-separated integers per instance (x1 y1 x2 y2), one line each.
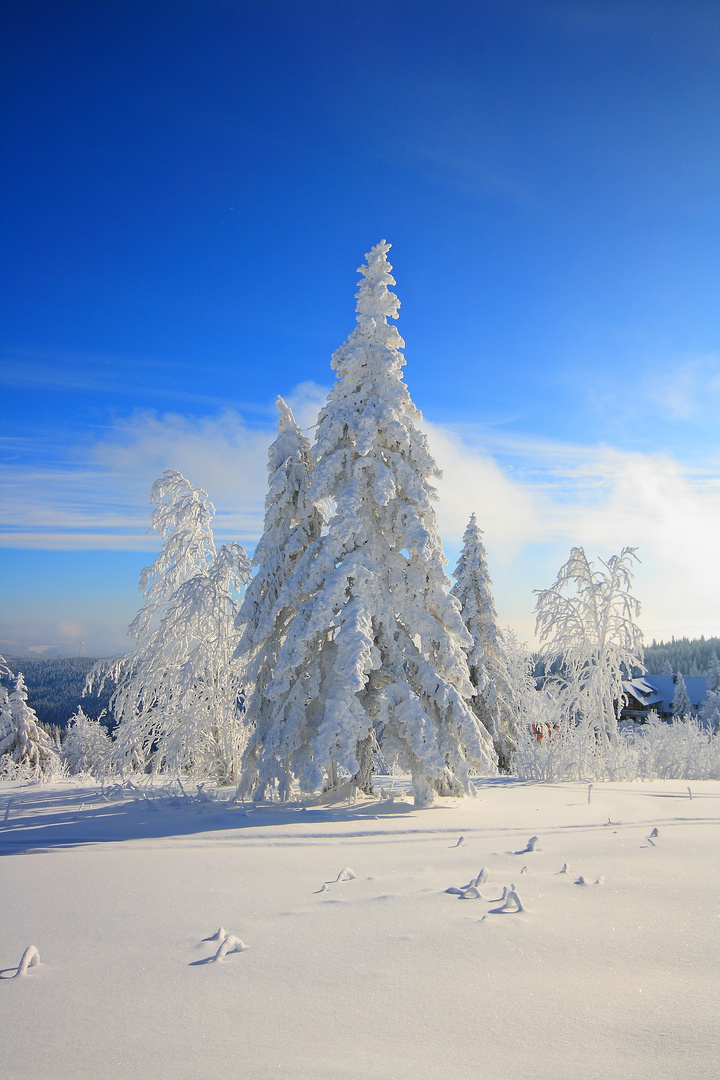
630 712 720 780
0 753 40 781
0 749 65 782
62 706 112 776
512 709 720 782
511 708 638 782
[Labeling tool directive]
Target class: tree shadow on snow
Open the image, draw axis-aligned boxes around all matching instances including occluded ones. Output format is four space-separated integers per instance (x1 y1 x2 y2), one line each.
0 784 423 856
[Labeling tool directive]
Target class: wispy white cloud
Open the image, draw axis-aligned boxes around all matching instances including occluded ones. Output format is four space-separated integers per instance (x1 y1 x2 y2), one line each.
0 386 329 552
424 420 720 642
2 389 719 646
0 410 270 550
0 609 139 658
575 351 720 434
283 381 328 432
0 345 269 412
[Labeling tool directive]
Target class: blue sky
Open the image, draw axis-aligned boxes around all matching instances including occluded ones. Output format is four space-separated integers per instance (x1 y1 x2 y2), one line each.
1 0 719 655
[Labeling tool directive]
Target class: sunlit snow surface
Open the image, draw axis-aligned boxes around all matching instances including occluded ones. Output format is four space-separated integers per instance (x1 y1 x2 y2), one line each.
1 777 718 1080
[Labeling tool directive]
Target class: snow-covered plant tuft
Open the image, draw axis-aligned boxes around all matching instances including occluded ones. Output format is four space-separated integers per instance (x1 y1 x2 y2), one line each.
451 514 519 771
248 241 497 804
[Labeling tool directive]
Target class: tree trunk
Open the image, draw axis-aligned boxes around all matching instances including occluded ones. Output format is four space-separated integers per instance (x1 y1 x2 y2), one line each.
352 734 374 795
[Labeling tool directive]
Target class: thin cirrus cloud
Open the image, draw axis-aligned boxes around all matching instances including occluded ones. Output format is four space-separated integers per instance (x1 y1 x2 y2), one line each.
0 383 330 552
575 352 720 439
642 355 720 422
1 384 718 644
0 346 239 411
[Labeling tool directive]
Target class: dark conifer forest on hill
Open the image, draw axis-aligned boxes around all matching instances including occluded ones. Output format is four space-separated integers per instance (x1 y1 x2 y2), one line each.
1 656 114 729
3 637 718 732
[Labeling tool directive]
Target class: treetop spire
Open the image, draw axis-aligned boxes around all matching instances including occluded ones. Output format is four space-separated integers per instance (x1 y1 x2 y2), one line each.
355 240 400 322
275 395 296 432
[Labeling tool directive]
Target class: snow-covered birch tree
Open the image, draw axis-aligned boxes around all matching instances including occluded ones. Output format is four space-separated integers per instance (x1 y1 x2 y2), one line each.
129 469 218 644
451 514 518 771
253 241 497 805
236 397 324 799
534 547 644 747
88 471 251 782
0 673 59 777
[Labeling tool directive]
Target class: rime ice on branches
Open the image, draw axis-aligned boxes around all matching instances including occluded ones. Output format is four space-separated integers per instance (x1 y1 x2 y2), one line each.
252 242 497 804
534 547 644 747
451 514 519 772
88 470 251 782
0 672 59 778
237 398 324 800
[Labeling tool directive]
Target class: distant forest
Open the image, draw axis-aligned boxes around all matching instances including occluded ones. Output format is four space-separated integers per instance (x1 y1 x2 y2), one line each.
2 637 719 732
643 637 720 676
1 656 115 730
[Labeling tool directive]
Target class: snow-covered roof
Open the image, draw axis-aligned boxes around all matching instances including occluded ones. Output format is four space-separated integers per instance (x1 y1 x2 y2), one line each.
623 677 661 706
623 675 708 714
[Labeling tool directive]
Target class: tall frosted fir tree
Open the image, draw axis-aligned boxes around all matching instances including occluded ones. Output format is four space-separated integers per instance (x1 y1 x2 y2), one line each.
700 653 720 731
451 514 518 772
0 673 59 777
237 397 324 799
260 241 497 805
671 672 693 719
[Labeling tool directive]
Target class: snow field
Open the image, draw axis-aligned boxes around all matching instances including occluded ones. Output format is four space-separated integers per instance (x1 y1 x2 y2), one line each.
1 778 718 1080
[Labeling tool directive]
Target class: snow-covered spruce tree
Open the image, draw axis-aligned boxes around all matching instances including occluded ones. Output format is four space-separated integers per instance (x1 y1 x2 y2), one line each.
534 547 644 748
700 653 720 731
0 654 12 721
671 672 693 719
88 471 251 782
253 241 497 805
62 706 112 776
0 673 60 778
236 397 324 799
450 514 518 771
